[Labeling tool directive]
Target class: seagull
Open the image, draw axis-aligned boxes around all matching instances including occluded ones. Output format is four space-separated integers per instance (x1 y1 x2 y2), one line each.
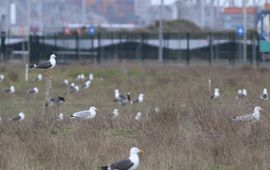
0 74 4 81
89 73 94 81
114 89 131 105
210 88 220 99
70 106 98 119
236 89 247 99
135 112 142 121
10 112 25 121
154 107 160 113
57 113 64 121
29 54 56 69
101 147 144 170
76 74 85 81
84 80 91 89
69 83 80 93
26 87 39 94
3 85 15 94
131 93 144 104
50 96 65 106
112 109 119 119
64 79 69 86
232 106 263 122
34 74 43 82
242 89 247 96
260 88 268 100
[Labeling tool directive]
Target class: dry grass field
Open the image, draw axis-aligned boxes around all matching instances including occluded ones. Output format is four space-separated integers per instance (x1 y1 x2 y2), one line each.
1 62 270 170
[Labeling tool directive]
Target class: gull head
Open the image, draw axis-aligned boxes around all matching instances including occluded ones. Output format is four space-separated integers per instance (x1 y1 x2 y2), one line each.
130 147 144 156
33 87 39 93
19 112 25 119
263 88 268 94
58 113 64 120
135 112 142 120
254 106 263 113
89 73 94 80
237 89 242 95
50 54 56 59
214 88 220 97
113 109 119 117
89 106 98 111
139 93 144 101
10 86 15 92
0 74 4 80
64 79 69 85
38 74 42 80
242 89 247 96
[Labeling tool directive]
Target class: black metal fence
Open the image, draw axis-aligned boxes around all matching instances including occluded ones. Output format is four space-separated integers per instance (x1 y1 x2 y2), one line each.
0 31 261 65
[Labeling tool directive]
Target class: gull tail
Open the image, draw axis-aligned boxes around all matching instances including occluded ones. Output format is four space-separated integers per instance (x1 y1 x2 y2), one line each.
100 166 109 170
28 64 36 68
232 116 237 121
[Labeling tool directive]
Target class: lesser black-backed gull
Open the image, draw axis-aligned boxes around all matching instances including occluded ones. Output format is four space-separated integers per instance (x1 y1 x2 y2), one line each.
26 87 39 94
50 96 65 106
3 85 15 94
10 112 25 121
101 147 143 170
29 54 56 69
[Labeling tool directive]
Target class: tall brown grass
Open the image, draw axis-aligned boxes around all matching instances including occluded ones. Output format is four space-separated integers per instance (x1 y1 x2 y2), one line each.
0 63 270 170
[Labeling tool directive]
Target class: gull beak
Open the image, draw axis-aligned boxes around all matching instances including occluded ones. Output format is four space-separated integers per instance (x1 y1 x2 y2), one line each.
138 149 144 156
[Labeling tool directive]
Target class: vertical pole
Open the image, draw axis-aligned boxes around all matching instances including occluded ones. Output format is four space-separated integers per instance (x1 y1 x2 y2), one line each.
243 0 247 63
256 32 260 67
186 33 190 65
1 32 6 61
75 33 79 61
208 33 213 64
252 32 256 65
158 0 164 62
97 33 101 63
81 0 86 25
44 76 52 115
25 64 28 82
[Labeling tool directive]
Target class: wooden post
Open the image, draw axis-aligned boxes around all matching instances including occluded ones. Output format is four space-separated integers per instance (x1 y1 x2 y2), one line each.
43 75 52 114
25 64 29 82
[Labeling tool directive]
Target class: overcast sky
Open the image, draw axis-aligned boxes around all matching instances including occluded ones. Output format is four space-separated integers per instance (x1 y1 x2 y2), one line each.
151 0 176 5
151 0 264 6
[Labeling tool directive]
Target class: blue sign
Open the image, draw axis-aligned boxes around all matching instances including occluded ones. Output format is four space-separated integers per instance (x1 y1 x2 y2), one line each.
88 26 96 36
236 26 244 37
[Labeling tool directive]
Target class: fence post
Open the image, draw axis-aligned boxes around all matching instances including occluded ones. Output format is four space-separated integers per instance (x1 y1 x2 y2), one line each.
256 32 260 66
186 33 190 65
232 33 236 65
1 32 6 61
208 33 213 64
75 33 79 61
97 33 101 64
140 33 143 61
